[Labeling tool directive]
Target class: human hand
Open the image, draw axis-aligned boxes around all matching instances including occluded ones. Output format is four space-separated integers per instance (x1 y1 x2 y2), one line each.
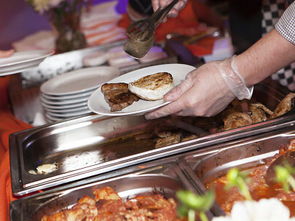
145 60 236 119
151 0 188 18
0 49 14 58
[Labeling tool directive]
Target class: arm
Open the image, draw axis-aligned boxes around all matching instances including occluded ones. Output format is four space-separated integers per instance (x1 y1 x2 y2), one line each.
237 29 295 87
237 2 295 86
145 2 295 119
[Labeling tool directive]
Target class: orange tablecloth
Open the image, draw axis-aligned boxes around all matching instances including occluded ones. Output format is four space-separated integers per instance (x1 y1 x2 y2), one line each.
0 76 31 221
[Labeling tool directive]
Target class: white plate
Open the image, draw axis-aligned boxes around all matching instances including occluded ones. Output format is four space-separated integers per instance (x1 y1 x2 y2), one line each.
46 109 91 118
45 114 65 122
40 95 89 106
41 91 93 101
88 63 195 116
43 105 89 113
40 66 120 96
41 101 88 110
0 50 53 76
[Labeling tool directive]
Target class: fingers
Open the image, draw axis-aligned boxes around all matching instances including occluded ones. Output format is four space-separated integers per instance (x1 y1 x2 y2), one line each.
151 0 187 17
151 0 160 12
0 49 14 58
168 0 186 17
164 74 194 101
145 98 186 119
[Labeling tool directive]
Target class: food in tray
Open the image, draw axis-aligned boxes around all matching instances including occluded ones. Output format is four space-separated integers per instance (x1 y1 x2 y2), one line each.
128 72 174 101
41 186 182 221
28 163 58 175
221 92 295 130
206 146 295 216
101 83 140 112
271 93 295 118
97 91 295 149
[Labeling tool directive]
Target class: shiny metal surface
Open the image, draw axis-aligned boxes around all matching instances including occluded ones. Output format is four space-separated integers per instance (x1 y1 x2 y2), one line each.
10 82 295 196
10 161 213 221
179 125 295 216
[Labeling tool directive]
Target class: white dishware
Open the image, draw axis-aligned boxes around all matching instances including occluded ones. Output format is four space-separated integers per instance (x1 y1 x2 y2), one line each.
88 63 195 116
41 101 88 110
0 50 53 76
40 95 89 106
40 66 120 96
40 66 120 122
41 90 94 100
46 109 91 118
43 105 89 113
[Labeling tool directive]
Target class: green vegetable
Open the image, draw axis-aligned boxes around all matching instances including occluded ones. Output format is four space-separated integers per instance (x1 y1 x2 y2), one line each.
275 162 295 192
176 190 215 221
226 168 252 201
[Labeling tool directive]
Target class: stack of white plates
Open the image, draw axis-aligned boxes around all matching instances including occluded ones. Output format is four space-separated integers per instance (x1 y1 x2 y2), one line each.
40 66 120 122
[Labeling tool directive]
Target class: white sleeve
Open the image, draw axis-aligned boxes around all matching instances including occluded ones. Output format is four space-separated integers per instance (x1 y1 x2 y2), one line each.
275 2 295 45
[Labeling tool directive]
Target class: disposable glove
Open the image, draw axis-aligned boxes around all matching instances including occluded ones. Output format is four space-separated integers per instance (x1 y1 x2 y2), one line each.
145 57 253 119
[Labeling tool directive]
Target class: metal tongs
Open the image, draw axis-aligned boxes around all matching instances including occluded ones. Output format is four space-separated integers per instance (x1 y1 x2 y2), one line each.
124 0 178 58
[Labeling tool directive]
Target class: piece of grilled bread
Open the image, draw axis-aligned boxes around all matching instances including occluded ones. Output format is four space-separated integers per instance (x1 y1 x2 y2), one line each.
128 72 174 101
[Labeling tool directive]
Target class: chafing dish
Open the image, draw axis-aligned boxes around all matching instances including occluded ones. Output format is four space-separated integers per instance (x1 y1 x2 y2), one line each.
10 81 295 196
10 160 214 221
179 124 295 216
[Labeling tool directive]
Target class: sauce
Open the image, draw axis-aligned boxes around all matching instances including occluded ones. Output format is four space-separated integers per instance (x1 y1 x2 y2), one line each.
206 163 295 216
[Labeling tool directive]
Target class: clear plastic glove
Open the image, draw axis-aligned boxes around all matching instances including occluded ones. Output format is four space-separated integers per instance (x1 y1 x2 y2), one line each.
151 0 188 17
145 60 237 119
0 49 14 58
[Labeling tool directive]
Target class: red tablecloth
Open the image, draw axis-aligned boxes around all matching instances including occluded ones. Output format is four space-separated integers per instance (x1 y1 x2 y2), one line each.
0 76 31 221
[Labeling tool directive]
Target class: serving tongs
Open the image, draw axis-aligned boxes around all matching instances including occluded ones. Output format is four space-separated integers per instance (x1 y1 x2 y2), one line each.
124 0 178 58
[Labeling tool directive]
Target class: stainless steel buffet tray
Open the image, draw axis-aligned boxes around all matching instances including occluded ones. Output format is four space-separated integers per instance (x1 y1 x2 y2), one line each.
10 82 295 196
179 124 295 216
10 160 214 221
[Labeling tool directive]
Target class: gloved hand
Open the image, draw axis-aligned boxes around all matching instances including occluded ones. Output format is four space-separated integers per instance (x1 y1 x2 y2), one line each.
151 0 187 17
145 57 253 120
0 50 14 58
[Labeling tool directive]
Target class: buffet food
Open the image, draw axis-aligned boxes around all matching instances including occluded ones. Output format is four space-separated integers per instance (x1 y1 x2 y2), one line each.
219 92 295 130
101 82 139 111
206 147 295 216
101 72 175 111
41 186 183 221
128 72 174 101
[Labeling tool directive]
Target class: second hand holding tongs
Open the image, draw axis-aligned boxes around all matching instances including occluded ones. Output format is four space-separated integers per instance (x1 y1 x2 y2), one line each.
124 0 178 58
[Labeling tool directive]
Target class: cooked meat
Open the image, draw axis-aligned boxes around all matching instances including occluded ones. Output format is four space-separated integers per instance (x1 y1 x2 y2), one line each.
155 133 182 148
41 187 181 221
271 93 295 118
249 103 272 123
181 134 198 142
93 186 121 201
101 83 139 112
223 112 253 130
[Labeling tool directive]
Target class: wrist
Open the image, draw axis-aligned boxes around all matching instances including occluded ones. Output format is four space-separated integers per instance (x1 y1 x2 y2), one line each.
218 56 254 100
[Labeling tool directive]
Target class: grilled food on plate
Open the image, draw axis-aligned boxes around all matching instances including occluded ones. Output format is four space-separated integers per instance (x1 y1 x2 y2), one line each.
128 72 174 101
101 83 139 112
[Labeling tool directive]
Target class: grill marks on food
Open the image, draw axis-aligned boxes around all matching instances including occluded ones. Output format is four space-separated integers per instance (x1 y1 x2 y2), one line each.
221 93 295 130
41 186 181 221
101 83 139 111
